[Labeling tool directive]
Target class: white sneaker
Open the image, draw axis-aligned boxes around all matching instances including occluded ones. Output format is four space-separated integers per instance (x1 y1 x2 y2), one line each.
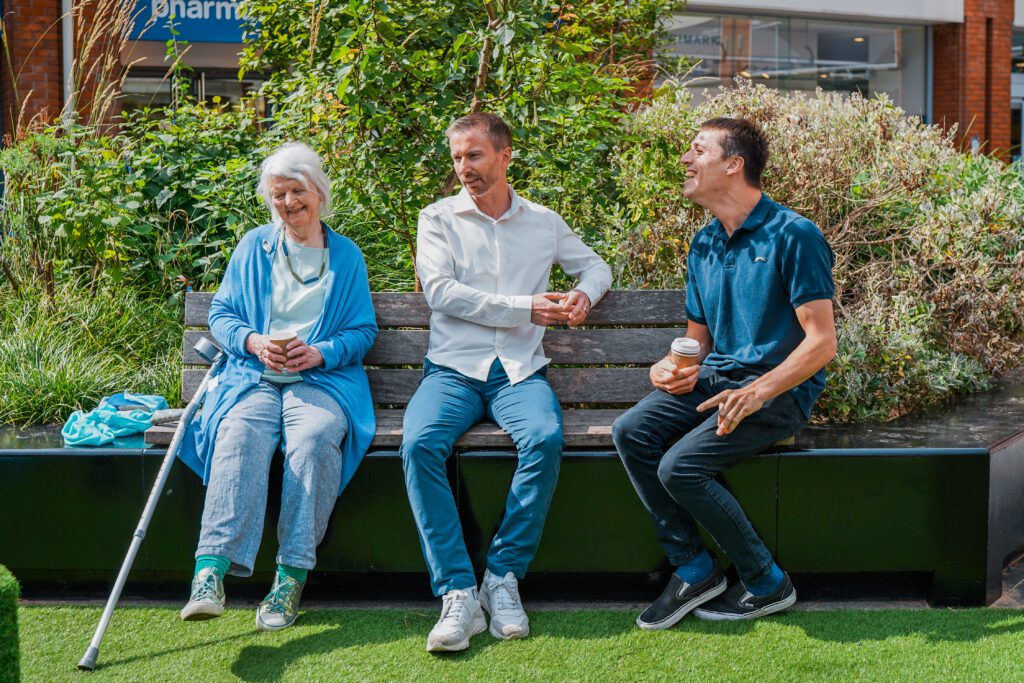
426 588 486 652
480 570 529 639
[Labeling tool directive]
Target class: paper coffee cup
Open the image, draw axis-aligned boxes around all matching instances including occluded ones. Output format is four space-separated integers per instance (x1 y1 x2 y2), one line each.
268 331 297 354
669 337 701 368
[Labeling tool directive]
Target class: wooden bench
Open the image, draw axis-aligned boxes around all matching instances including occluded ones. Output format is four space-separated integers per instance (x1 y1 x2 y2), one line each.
126 289 1024 606
146 290 690 449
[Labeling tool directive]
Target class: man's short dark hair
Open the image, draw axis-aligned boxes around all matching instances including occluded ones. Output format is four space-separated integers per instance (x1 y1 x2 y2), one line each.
446 112 512 151
700 117 769 187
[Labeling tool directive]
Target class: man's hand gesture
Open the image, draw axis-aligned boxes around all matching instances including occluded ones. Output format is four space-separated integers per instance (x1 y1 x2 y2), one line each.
698 386 766 436
531 292 570 327
563 289 592 326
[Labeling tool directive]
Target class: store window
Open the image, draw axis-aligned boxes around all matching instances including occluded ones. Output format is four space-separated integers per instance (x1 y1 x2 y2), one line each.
120 70 265 116
661 14 929 120
1012 30 1024 161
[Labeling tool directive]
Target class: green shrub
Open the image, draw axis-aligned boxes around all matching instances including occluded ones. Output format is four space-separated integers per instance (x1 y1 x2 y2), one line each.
0 103 268 297
0 565 19 683
0 280 181 425
242 0 682 289
613 81 1022 421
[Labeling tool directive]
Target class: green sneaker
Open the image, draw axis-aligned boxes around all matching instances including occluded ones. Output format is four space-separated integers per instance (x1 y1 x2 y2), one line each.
256 573 304 631
181 567 226 621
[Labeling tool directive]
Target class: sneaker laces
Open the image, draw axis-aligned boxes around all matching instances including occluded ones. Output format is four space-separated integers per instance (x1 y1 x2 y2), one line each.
264 577 298 615
193 571 220 602
489 577 522 613
438 590 471 627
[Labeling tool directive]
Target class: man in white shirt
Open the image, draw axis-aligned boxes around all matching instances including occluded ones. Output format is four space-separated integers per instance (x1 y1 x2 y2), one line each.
402 113 612 652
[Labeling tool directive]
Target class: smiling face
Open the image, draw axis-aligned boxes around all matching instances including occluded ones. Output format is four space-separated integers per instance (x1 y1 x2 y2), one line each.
681 128 742 206
269 176 322 233
448 126 511 200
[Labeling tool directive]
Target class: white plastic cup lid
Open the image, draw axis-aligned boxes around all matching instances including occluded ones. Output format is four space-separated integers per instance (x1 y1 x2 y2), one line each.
671 337 700 356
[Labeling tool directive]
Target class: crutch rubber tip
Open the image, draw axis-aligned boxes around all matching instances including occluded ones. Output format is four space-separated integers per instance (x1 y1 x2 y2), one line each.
77 646 99 671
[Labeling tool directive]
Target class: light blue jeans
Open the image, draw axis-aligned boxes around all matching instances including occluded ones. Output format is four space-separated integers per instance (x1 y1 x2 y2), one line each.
196 380 348 576
401 358 564 596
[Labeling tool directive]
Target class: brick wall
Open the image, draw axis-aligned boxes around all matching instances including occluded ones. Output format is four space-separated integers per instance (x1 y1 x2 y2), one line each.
933 0 1014 158
0 0 64 138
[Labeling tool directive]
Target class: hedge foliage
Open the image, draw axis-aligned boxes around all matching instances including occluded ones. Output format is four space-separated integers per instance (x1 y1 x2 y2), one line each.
0 8 1020 425
613 81 1019 421
0 565 19 683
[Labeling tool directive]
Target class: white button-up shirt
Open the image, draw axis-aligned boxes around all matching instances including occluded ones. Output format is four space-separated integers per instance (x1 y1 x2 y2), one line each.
417 187 612 384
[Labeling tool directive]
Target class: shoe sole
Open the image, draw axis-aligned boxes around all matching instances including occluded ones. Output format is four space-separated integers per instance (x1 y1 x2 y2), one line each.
692 590 798 622
636 577 728 631
480 592 529 640
426 615 487 652
180 603 225 621
256 613 298 632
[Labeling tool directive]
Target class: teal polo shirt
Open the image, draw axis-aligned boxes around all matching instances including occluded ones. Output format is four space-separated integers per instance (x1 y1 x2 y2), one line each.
686 194 835 419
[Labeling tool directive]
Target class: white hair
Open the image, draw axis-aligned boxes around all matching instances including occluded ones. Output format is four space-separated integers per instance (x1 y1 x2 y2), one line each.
257 142 332 224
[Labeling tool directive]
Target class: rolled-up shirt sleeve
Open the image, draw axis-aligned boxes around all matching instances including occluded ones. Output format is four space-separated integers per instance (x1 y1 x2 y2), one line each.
554 215 611 307
417 211 533 327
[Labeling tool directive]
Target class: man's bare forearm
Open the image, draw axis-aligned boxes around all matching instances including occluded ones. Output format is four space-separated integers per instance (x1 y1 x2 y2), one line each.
747 334 836 403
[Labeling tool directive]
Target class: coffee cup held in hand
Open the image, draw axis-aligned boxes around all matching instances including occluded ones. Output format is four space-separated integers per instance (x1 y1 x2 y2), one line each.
268 331 297 355
669 337 701 369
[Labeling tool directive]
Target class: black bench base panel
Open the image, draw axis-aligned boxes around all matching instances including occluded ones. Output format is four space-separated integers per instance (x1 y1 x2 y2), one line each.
3 444 1019 606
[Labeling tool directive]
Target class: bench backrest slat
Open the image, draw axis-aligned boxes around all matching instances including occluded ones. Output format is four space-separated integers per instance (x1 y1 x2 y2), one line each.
184 291 686 328
180 290 685 406
182 328 681 367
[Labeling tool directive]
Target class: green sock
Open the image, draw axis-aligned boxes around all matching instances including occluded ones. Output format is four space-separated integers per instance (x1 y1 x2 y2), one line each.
277 564 308 583
195 554 230 580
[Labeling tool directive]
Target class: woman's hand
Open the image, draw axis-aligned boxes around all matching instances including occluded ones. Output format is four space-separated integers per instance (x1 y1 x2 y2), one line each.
282 339 324 373
246 333 288 371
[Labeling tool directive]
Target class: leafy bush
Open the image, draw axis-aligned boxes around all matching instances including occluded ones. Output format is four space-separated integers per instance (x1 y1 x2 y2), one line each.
0 565 19 683
241 0 681 286
613 81 1022 421
0 102 268 297
0 281 181 424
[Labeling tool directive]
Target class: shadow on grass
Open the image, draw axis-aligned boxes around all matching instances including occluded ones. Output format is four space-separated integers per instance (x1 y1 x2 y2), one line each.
676 609 1024 645
229 609 639 679
231 610 427 681
99 632 252 671
786 609 1024 644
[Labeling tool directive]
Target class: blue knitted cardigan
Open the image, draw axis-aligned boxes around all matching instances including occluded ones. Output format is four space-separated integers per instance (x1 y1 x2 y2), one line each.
178 223 378 494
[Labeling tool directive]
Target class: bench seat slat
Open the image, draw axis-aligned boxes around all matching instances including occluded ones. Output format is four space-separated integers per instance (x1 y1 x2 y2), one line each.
182 328 682 366
184 290 686 327
144 408 629 449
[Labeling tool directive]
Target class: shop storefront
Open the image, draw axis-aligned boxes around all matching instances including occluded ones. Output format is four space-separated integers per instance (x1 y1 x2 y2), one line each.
661 12 930 120
120 0 260 112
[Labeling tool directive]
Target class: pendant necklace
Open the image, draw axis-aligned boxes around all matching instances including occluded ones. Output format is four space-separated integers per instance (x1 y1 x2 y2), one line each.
281 224 329 285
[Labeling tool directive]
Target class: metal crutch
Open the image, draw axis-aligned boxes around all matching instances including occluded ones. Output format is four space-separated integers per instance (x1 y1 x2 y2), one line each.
78 337 224 672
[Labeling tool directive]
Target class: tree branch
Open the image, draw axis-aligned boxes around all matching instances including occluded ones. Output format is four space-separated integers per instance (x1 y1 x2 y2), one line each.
471 1 500 113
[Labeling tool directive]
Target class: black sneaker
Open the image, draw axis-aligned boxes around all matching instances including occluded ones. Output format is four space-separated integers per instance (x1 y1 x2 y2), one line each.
692 573 797 621
636 564 727 630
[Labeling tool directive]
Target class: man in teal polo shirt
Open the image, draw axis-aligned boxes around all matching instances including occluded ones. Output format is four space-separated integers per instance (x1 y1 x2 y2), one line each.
612 117 837 627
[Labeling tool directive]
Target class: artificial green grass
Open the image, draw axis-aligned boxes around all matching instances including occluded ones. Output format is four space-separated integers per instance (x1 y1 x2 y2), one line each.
0 567 18 683
19 606 1024 681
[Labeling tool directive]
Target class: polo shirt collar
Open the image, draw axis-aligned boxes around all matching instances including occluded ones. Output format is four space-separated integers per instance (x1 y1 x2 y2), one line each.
452 185 524 221
738 193 772 233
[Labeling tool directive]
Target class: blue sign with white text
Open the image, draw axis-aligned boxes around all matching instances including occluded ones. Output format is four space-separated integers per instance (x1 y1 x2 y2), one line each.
130 0 244 43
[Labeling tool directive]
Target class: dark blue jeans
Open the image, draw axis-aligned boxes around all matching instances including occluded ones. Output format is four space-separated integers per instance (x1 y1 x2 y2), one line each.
401 358 564 596
612 367 806 585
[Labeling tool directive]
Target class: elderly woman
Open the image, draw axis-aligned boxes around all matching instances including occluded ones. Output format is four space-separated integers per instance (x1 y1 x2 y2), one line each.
177 142 377 631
